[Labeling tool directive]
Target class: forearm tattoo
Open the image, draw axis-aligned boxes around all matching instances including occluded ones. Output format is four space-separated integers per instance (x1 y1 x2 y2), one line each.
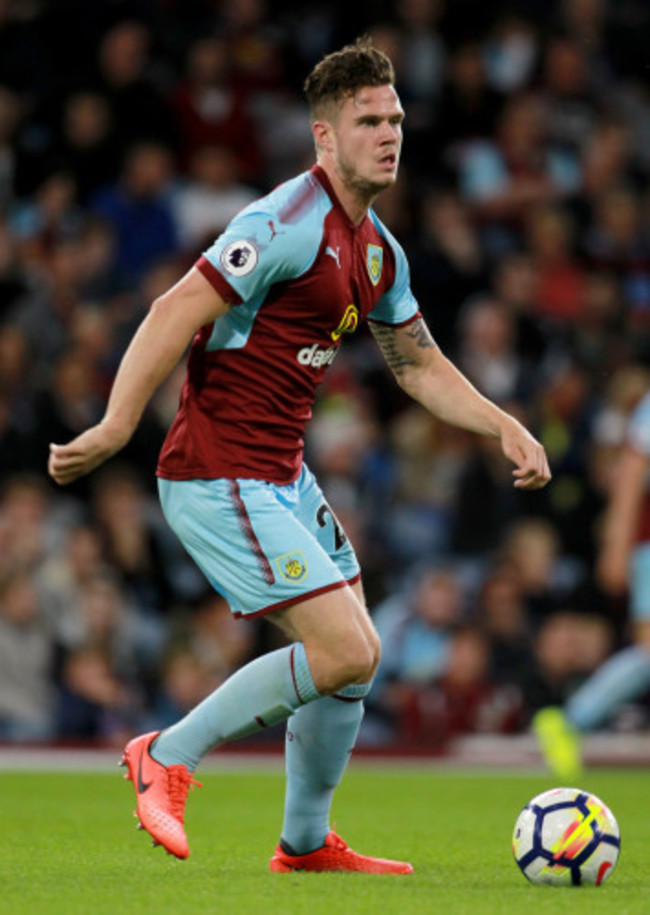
370 317 437 376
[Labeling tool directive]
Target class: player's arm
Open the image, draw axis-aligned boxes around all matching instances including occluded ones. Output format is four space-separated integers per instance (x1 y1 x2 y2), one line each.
597 444 648 594
369 315 551 490
48 266 230 485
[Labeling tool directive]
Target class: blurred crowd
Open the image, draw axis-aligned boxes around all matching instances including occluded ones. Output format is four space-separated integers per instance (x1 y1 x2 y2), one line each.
1 0 650 749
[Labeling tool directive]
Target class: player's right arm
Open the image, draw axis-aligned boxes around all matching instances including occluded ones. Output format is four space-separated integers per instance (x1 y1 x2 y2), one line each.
48 266 230 485
369 315 550 490
597 443 648 594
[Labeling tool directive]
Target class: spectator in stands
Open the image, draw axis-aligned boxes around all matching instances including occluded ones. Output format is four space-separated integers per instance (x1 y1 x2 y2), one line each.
56 645 142 743
55 92 120 204
584 187 650 326
0 474 54 581
538 37 601 155
37 524 109 643
90 465 176 636
483 14 538 95
456 295 529 403
170 36 262 180
434 40 505 155
476 562 534 687
91 141 179 286
458 92 581 256
407 189 488 350
0 568 55 741
499 517 575 622
143 648 218 731
35 349 105 484
525 203 586 325
172 143 258 254
367 566 466 742
570 270 629 377
10 170 81 269
421 625 522 741
93 20 174 149
580 117 637 198
523 610 613 714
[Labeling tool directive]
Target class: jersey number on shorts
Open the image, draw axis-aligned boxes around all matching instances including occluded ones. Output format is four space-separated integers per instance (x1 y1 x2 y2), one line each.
316 503 347 551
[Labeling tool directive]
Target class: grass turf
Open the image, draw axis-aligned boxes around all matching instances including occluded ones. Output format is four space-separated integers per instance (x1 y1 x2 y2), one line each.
0 764 648 915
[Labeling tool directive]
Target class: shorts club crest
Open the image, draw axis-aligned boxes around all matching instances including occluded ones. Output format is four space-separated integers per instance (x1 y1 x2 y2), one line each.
276 550 308 582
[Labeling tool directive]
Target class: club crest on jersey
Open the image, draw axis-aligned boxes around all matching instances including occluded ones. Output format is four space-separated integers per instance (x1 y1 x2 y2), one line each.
366 244 383 286
331 304 360 341
220 239 258 277
275 551 308 583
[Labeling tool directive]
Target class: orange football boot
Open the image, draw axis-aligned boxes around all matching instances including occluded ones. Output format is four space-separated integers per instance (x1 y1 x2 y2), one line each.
269 831 414 874
120 731 202 860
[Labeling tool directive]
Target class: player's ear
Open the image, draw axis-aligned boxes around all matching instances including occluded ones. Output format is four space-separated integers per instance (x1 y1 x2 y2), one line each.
312 119 334 153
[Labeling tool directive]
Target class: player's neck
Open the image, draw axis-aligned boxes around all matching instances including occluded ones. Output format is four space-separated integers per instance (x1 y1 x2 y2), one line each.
317 160 374 225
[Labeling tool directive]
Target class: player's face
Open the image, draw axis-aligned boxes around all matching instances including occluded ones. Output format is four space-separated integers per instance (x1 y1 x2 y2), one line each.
329 85 404 198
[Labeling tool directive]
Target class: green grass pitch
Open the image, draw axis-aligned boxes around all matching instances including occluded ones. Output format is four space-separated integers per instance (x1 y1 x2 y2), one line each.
1 763 648 915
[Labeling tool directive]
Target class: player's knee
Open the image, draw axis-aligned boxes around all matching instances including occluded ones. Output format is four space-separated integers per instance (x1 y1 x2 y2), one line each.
367 629 381 679
313 637 376 694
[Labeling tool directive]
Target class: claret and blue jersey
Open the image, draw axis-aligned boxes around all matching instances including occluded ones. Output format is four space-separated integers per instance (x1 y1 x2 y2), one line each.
157 163 420 485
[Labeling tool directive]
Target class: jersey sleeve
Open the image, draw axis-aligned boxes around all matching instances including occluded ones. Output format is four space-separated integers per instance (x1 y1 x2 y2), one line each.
367 230 420 326
628 393 650 456
197 208 319 305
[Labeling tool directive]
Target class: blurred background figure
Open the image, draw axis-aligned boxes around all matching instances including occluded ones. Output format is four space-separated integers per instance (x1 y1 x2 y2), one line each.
172 143 258 254
91 141 178 287
535 387 650 779
1 0 650 756
170 35 262 181
365 565 466 744
0 568 55 741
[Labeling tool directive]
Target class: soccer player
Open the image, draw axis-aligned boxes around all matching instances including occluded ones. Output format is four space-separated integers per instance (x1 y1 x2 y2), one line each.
535 390 650 780
49 39 551 873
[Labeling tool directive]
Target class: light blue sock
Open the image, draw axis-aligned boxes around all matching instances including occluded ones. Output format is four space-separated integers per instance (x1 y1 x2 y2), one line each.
281 681 371 855
152 643 321 771
566 645 650 732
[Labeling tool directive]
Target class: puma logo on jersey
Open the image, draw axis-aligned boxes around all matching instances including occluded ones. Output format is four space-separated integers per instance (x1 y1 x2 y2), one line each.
268 220 284 241
325 245 341 269
297 343 338 368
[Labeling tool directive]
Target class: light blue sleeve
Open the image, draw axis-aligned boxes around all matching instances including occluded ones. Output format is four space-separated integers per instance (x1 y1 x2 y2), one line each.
367 220 420 325
628 393 650 457
202 207 322 302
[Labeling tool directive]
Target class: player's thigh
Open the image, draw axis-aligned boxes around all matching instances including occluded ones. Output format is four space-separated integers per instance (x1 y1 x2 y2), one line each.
293 464 361 584
158 476 354 618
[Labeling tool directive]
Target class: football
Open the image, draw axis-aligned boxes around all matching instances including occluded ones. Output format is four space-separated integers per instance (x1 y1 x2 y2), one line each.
512 787 620 886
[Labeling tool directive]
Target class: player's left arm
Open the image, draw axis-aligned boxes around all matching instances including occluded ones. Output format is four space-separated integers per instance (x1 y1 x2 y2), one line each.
369 315 551 490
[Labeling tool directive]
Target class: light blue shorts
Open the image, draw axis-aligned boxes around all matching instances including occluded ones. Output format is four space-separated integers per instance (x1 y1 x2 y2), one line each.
630 543 650 621
158 465 361 618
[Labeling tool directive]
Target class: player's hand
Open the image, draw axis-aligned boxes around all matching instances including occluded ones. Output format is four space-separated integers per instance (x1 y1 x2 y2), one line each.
499 419 551 490
48 422 128 485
